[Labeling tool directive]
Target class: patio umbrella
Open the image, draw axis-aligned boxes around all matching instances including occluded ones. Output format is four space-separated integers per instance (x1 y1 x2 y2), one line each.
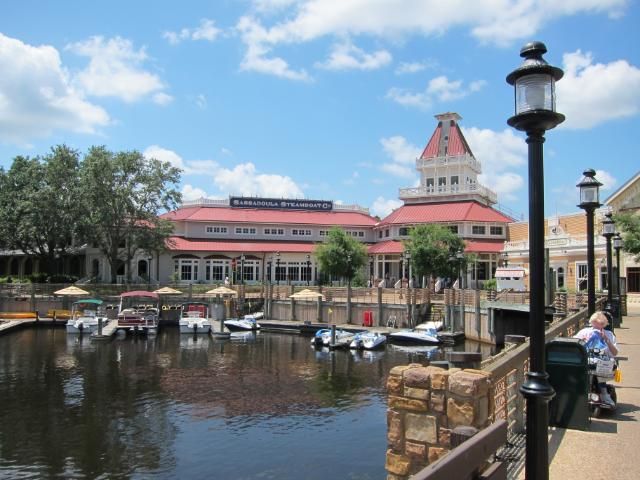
206 286 237 296
54 286 90 296
289 289 325 300
154 286 183 295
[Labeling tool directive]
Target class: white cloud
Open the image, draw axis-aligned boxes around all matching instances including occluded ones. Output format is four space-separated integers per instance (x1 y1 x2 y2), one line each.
387 75 485 109
153 92 173 105
371 196 402 218
143 145 219 175
395 61 433 75
381 136 421 165
316 41 391 71
237 16 311 81
214 162 305 197
0 33 110 144
163 19 221 45
478 171 525 202
463 127 528 202
66 36 169 103
595 169 617 191
462 127 526 173
558 50 640 129
379 135 421 179
195 94 207 109
182 184 211 201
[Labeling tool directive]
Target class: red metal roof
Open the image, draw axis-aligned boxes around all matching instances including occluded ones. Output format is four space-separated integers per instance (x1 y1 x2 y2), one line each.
162 206 377 227
378 201 512 226
420 123 441 159
368 240 404 254
464 240 505 253
447 122 473 157
167 237 317 253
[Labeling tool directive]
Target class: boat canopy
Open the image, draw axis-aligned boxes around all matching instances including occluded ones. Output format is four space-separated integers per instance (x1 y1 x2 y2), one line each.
72 298 103 305
120 291 159 299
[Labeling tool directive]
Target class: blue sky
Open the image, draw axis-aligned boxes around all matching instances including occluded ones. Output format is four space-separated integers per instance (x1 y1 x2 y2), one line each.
1 0 639 220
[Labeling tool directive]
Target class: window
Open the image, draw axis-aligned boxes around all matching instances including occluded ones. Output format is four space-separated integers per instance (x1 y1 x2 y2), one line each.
235 227 256 235
490 226 503 235
206 225 227 234
448 225 458 234
556 267 565 289
600 266 609 292
378 231 383 239
264 228 284 236
576 262 587 291
385 229 390 237
451 175 459 185
438 177 447 186
426 178 434 191
174 259 199 282
472 225 486 235
399 227 409 236
292 229 312 236
205 260 227 282
319 230 330 237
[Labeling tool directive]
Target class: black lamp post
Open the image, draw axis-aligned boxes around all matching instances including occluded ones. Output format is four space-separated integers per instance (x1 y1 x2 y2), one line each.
503 252 509 267
267 258 272 284
275 252 281 286
306 254 311 286
613 233 622 297
456 250 464 289
240 254 245 285
577 168 602 317
507 41 565 480
369 256 374 283
601 212 616 330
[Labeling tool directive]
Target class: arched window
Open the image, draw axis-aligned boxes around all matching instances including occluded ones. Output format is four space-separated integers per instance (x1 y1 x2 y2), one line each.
556 267 565 289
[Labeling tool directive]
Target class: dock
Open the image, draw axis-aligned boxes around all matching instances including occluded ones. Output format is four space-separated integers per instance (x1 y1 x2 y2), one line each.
90 318 119 341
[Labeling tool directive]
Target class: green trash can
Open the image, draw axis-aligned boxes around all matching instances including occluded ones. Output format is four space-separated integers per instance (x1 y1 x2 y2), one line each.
546 337 589 430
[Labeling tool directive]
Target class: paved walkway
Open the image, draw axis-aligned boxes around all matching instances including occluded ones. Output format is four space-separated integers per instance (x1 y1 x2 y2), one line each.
518 304 640 479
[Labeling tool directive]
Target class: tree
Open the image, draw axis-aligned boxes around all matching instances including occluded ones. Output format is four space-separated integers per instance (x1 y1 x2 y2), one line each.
614 211 640 262
314 227 368 285
79 146 181 283
404 224 466 283
0 146 83 276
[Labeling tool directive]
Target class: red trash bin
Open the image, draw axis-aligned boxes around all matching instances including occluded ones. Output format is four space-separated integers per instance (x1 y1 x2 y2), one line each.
363 311 373 327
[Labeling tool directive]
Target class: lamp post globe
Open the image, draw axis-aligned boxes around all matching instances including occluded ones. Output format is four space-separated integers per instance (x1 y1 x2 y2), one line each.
507 41 564 480
577 169 602 316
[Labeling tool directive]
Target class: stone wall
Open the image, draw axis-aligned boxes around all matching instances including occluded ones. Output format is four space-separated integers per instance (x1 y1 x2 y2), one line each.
385 364 492 479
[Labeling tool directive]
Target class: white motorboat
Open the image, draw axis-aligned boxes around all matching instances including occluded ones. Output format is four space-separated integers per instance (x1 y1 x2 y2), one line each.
310 328 355 349
388 328 440 345
117 291 160 334
415 321 444 331
66 299 108 334
224 315 261 331
349 331 387 350
178 302 212 334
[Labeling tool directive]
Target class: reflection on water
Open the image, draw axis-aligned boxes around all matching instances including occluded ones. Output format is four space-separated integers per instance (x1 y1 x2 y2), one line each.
0 327 494 479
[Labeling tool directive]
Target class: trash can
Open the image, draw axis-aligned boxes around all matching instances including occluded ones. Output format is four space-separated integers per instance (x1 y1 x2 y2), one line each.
546 337 589 430
363 311 373 327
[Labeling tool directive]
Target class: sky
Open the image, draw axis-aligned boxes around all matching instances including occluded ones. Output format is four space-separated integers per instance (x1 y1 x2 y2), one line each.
1 0 639 221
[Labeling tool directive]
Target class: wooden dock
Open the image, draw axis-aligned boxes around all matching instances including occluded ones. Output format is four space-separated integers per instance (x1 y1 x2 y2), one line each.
90 319 119 341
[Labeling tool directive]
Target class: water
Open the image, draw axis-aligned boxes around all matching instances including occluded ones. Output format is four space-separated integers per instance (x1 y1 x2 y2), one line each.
0 327 490 479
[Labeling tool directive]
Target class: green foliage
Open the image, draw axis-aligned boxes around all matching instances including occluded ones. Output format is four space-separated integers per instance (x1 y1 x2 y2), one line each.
483 278 497 291
0 146 83 275
314 227 368 284
79 146 182 282
404 224 467 280
614 212 640 262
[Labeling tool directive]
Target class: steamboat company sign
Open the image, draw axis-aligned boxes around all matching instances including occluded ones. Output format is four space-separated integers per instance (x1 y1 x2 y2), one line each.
230 196 333 211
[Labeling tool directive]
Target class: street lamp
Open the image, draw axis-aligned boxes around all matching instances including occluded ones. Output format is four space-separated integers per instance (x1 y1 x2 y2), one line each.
503 252 509 267
275 252 281 286
577 168 602 316
306 254 311 286
240 254 245 285
456 250 464 289
613 233 622 297
602 212 616 331
404 250 412 284
267 258 272 284
507 41 565 480
369 256 374 284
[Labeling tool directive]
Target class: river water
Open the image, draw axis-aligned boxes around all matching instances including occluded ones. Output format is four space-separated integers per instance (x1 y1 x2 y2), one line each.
0 327 492 479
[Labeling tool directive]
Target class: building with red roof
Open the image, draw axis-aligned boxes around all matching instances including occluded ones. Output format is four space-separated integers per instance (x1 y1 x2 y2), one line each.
371 112 513 287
